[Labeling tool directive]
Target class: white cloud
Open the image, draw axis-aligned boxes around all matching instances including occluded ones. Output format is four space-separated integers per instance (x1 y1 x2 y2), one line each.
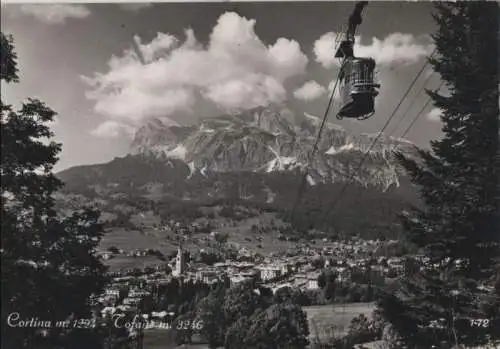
205 73 286 111
268 38 308 81
314 32 432 68
427 107 443 122
313 32 342 69
19 4 90 24
119 3 152 12
293 80 326 101
91 120 136 139
83 11 308 134
355 33 433 66
133 32 178 63
91 87 196 124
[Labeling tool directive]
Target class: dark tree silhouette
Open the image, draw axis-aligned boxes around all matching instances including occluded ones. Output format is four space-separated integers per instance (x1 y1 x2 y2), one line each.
377 2 500 348
195 279 310 348
243 303 309 349
196 283 227 348
0 33 19 82
1 32 108 349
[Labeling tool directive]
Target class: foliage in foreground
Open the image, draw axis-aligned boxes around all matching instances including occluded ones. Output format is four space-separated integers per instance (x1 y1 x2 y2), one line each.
377 2 500 348
1 32 108 349
171 280 310 349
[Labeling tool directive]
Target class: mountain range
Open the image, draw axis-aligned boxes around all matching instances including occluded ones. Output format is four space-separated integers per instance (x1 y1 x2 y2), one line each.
129 107 418 189
57 107 420 237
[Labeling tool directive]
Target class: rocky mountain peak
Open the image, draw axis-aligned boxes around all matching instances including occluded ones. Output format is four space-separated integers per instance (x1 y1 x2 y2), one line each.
129 108 417 190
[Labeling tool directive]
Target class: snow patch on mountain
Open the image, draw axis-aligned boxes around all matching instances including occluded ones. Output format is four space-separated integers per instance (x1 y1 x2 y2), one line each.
166 145 187 160
325 143 356 155
129 107 419 189
306 174 316 186
187 161 196 179
304 112 322 125
266 156 300 172
200 165 208 177
262 182 276 203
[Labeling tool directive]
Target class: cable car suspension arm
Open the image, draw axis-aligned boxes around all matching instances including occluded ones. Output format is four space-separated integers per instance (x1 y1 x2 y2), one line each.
336 1 368 58
347 1 369 43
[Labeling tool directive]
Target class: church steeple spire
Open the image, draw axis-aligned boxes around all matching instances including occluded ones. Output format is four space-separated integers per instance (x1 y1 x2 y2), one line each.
175 239 185 276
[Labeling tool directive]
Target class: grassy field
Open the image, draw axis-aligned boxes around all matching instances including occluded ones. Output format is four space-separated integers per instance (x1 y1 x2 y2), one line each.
304 302 376 344
99 227 205 272
100 228 166 251
214 213 303 254
98 211 331 271
104 255 162 272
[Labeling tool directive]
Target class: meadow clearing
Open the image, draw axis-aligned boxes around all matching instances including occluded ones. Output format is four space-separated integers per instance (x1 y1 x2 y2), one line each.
141 303 376 349
304 302 376 344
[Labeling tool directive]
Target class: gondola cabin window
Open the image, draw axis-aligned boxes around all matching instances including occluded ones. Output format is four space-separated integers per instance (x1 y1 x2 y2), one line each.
347 58 378 95
337 57 380 120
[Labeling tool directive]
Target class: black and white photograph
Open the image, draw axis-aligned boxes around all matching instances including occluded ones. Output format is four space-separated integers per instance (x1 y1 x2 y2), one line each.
1 1 499 348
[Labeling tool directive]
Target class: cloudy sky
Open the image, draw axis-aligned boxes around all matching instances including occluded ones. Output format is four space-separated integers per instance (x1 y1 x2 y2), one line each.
1 2 445 171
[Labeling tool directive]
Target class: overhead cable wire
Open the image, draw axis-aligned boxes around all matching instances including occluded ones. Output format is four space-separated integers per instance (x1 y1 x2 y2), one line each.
289 58 347 218
326 49 436 214
288 2 370 219
400 81 445 140
388 68 436 137
392 80 444 156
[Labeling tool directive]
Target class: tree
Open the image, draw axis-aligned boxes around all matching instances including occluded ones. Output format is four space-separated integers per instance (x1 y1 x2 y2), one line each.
0 33 19 82
274 286 298 304
311 256 325 269
243 304 310 349
173 312 195 346
99 314 132 349
1 32 108 349
196 283 227 348
224 315 252 349
318 270 338 301
378 324 406 349
214 231 229 246
222 280 266 324
346 314 375 344
377 2 500 348
139 295 154 314
198 279 310 348
318 270 337 289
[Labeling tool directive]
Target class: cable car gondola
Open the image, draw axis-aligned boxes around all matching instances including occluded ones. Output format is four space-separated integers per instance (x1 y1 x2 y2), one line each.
335 2 380 120
337 56 380 120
